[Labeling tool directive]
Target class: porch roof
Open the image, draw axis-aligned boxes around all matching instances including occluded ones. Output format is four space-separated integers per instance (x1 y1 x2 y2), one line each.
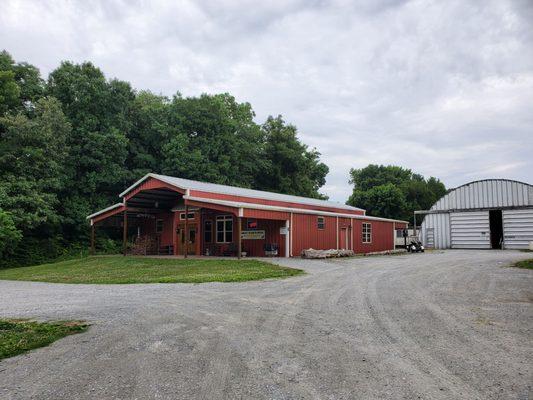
86 203 123 220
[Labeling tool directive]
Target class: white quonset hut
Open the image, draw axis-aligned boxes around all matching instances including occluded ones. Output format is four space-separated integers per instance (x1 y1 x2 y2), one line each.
418 179 533 249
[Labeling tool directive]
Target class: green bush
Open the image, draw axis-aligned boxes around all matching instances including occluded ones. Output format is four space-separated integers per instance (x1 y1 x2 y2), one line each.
0 210 22 259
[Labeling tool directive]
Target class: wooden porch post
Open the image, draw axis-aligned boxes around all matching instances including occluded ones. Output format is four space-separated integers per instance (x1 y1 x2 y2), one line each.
184 204 188 258
237 216 242 259
123 209 128 256
90 222 95 255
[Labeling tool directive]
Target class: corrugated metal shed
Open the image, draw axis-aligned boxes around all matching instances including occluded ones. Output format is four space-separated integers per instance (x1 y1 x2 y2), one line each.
420 179 533 250
430 179 532 211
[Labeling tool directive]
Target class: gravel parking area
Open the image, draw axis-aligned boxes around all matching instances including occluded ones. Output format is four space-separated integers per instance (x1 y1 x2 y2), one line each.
1 250 532 399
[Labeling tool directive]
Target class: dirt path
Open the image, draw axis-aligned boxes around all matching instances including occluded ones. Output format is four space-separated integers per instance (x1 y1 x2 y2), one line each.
1 250 532 399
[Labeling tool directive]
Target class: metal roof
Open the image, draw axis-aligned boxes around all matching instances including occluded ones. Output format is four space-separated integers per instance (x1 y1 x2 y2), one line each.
429 179 533 211
120 173 364 212
184 195 408 223
86 203 123 220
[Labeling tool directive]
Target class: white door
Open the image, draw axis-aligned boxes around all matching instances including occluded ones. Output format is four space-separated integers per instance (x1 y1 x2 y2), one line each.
450 211 490 249
503 209 533 249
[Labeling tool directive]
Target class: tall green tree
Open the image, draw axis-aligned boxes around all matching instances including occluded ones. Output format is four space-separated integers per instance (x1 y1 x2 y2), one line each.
347 165 446 221
162 93 264 187
0 50 45 114
0 97 70 231
256 116 329 198
46 62 133 238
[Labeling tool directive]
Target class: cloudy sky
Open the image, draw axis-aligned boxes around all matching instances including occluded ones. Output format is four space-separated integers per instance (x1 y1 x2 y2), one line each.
1 0 532 201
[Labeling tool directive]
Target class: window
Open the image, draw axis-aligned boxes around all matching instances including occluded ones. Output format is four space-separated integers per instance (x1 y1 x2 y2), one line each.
362 223 372 243
180 212 195 220
216 215 233 243
156 219 163 233
204 220 213 243
317 216 325 230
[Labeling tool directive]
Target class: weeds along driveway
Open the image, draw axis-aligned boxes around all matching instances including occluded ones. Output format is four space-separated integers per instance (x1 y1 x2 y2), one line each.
1 250 532 400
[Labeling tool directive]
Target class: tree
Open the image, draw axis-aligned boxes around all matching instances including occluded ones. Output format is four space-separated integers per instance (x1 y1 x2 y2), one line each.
347 165 446 220
0 70 20 114
0 50 45 113
0 97 70 231
162 93 264 187
127 91 174 178
0 51 334 267
349 183 407 218
256 116 329 198
0 209 22 259
46 61 133 238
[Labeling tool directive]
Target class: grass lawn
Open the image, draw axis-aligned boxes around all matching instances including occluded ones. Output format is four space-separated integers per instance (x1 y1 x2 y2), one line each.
0 319 88 360
0 256 304 284
512 259 533 270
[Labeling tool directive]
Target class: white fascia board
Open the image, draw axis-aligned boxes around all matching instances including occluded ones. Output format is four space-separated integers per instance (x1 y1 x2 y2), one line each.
86 203 124 220
184 195 408 224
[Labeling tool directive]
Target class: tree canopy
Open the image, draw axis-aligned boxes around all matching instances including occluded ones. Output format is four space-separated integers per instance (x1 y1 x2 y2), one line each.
347 164 447 221
0 50 329 266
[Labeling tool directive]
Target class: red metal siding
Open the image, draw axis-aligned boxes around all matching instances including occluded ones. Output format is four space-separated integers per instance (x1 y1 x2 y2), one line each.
154 212 174 247
290 214 397 255
291 214 337 255
190 190 364 216
125 178 184 200
352 219 394 253
185 199 238 216
243 209 290 220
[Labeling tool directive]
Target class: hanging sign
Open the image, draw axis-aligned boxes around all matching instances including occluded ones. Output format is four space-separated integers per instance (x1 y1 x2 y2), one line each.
241 230 265 240
247 219 258 229
279 227 289 235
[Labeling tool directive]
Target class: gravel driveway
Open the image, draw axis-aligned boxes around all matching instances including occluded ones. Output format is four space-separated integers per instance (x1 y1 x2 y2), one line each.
1 250 532 400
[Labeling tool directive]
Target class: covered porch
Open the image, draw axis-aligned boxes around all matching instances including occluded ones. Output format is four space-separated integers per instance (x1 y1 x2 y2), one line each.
87 179 290 258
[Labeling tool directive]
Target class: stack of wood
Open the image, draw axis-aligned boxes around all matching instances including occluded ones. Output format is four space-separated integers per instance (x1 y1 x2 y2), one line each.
131 235 158 255
301 248 355 259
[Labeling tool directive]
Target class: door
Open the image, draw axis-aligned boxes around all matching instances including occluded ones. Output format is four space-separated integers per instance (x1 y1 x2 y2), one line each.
502 209 533 249
340 228 347 249
450 211 490 249
178 224 197 255
187 225 197 255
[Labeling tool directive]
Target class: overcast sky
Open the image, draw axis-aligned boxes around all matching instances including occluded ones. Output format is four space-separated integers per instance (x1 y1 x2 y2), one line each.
1 0 532 201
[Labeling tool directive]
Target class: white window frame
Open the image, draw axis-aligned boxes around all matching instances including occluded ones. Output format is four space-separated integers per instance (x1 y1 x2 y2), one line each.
362 222 372 243
180 212 195 220
317 216 325 230
216 215 233 243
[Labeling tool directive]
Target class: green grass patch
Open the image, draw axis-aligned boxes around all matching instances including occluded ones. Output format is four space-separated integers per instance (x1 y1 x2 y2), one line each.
0 256 304 284
0 319 88 360
511 259 533 270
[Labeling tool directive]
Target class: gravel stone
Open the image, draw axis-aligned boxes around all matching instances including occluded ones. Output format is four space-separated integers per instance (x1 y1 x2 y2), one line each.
0 250 532 399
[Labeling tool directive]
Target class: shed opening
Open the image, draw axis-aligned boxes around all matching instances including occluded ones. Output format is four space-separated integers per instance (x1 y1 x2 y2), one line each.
489 209 503 249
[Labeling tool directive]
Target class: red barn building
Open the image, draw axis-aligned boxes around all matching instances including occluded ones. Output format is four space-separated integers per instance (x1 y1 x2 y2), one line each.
87 173 407 257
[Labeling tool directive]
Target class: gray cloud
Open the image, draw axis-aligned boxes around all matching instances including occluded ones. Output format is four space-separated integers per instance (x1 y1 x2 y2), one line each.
1 0 532 201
